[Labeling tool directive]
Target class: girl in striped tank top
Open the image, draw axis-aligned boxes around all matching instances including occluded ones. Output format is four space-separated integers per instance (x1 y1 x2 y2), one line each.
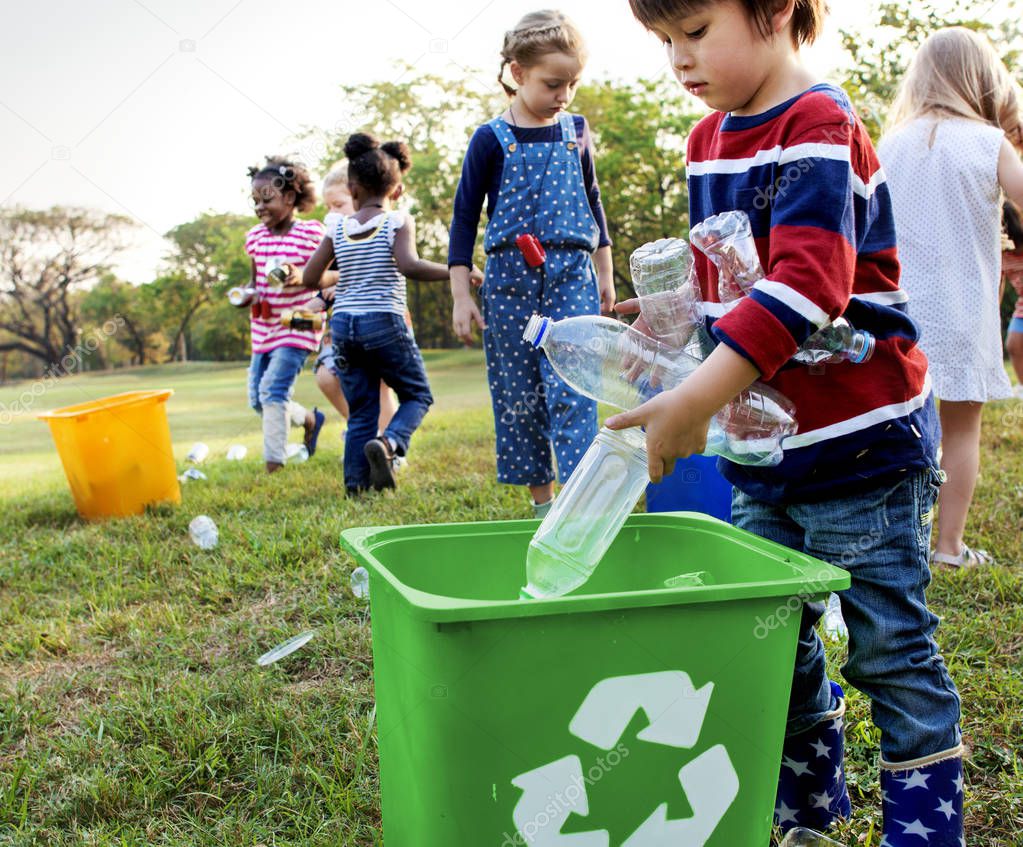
304 133 481 494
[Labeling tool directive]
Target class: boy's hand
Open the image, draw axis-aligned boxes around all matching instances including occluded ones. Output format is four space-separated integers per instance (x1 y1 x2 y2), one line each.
469 265 485 287
605 385 712 483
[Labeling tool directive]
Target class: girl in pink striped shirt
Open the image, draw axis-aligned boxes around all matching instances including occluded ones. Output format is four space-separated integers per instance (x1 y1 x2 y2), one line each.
245 155 333 472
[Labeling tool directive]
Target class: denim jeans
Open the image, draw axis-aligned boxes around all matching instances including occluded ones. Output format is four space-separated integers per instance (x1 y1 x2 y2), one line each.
249 345 310 463
732 467 961 762
331 311 433 491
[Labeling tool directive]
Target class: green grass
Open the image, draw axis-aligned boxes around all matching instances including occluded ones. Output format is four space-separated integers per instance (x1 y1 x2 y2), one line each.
1 360 1021 845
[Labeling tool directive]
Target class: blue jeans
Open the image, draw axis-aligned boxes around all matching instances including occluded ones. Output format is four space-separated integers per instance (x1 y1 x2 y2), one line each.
249 345 309 411
732 467 961 762
331 311 433 491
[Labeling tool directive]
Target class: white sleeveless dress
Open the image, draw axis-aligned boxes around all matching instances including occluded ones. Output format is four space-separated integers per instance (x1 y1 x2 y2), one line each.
879 116 1012 401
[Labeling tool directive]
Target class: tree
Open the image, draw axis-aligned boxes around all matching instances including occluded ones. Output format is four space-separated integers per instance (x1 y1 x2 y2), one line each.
159 212 252 361
0 206 134 373
839 0 1023 139
80 275 163 366
572 77 701 299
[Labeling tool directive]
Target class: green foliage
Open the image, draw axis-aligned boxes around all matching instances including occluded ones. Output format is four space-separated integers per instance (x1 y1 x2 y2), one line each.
840 0 1023 139
80 275 164 366
157 212 253 361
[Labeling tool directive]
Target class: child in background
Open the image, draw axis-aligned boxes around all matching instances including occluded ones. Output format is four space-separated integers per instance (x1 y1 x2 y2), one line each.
312 165 400 439
304 134 475 493
448 10 616 518
614 1 962 843
879 27 1023 567
1002 201 1023 394
245 155 330 473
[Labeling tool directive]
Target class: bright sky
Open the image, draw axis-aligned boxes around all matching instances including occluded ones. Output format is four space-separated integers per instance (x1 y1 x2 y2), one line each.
0 0 881 282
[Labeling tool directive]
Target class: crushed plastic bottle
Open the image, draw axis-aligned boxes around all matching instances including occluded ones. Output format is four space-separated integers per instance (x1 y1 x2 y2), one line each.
186 442 209 463
350 566 370 599
823 592 848 640
663 570 710 588
226 444 247 461
794 317 875 365
522 313 796 467
285 443 309 463
188 515 218 549
257 630 316 666
178 468 207 483
629 238 702 349
689 210 764 304
780 827 844 846
522 427 649 599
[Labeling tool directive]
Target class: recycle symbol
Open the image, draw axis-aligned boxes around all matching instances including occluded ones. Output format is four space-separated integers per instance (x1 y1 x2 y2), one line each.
510 670 739 846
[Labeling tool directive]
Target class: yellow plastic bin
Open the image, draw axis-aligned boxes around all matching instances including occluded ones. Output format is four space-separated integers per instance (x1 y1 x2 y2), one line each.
38 389 180 520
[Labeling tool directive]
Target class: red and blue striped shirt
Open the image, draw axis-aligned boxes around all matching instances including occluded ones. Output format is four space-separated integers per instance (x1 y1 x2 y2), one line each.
687 83 938 503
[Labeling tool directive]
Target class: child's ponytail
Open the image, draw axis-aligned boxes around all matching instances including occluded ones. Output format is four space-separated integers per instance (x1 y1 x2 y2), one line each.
345 133 412 195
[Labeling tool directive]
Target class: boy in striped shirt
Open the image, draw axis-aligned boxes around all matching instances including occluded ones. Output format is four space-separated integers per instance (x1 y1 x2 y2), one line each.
611 1 964 844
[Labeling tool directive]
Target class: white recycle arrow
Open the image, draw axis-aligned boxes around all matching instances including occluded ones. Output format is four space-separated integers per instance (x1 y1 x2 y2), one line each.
620 745 739 847
569 671 714 750
511 755 609 847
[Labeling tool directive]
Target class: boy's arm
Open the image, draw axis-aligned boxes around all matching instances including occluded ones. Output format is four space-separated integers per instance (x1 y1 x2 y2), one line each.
302 237 336 289
607 344 759 482
393 217 450 281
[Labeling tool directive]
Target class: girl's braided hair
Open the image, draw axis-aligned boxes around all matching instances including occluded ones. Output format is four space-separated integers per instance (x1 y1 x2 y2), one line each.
498 10 587 98
247 155 317 213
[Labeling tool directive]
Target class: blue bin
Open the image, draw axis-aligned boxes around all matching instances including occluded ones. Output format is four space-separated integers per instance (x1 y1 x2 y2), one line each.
646 454 733 522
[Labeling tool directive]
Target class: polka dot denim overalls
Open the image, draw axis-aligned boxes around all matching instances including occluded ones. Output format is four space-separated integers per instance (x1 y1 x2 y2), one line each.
482 113 601 485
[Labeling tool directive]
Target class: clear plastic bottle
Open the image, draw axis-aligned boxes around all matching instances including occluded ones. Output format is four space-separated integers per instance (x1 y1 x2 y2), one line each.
629 238 701 349
188 515 218 549
226 444 247 461
186 442 209 464
522 314 796 467
779 828 844 846
689 210 764 304
351 566 370 599
285 443 309 463
794 317 875 364
522 427 649 599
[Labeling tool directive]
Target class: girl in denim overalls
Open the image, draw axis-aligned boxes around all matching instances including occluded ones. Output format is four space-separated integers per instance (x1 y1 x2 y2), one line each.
449 10 616 516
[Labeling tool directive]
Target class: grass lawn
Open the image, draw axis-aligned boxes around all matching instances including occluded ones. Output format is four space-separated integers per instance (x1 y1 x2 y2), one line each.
1 357 1021 845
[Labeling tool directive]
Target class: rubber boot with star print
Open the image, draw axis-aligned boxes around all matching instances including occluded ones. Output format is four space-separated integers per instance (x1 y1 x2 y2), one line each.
774 681 852 834
879 746 964 847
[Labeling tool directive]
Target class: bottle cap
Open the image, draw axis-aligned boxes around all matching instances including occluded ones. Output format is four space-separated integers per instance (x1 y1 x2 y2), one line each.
522 314 552 348
851 331 876 364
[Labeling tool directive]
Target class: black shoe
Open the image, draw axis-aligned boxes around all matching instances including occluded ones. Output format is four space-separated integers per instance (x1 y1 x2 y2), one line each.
364 438 397 491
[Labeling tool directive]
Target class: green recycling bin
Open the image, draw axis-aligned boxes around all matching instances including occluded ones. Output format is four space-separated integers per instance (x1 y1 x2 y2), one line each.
340 511 849 847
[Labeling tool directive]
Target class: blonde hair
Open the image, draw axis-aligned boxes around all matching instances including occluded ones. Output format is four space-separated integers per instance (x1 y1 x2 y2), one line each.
887 27 1023 147
322 162 350 192
498 10 588 98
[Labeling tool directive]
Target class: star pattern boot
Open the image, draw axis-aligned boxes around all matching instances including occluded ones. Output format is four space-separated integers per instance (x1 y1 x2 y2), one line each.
880 746 964 847
774 681 852 834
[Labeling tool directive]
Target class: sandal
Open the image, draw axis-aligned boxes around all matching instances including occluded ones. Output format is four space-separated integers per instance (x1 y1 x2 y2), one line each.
930 545 993 569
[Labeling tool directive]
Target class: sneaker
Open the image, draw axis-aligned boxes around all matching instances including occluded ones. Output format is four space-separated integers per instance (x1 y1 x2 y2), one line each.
304 407 326 457
364 438 397 491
